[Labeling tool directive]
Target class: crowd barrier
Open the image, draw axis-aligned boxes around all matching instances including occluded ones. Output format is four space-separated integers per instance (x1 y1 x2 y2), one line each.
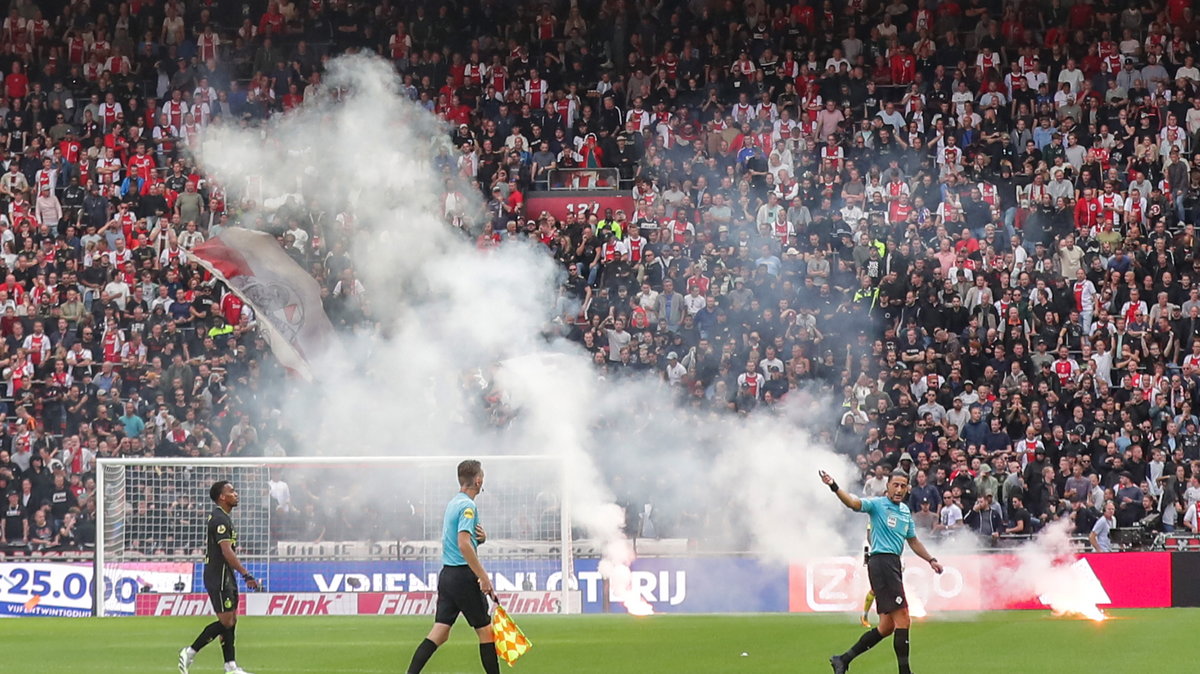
2 554 1196 617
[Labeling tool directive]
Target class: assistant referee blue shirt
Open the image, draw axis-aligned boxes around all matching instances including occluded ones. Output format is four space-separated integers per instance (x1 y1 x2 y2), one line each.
442 492 479 566
860 497 915 555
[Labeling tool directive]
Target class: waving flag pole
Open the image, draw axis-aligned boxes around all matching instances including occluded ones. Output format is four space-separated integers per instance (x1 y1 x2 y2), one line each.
189 227 336 381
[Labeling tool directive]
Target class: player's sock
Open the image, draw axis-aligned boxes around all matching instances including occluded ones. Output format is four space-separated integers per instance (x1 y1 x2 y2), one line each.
406 638 438 674
190 621 225 652
862 592 875 615
894 628 911 674
841 628 884 663
479 642 501 674
221 625 236 664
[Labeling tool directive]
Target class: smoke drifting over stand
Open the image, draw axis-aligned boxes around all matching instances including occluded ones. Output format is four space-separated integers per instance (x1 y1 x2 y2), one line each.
193 54 1115 622
195 54 880 597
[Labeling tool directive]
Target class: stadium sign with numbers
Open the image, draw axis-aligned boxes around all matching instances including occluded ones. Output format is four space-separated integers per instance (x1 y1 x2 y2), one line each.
522 193 634 223
0 562 193 617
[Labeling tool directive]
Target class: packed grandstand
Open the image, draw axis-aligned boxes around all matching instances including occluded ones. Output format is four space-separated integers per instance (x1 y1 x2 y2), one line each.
0 0 1198 559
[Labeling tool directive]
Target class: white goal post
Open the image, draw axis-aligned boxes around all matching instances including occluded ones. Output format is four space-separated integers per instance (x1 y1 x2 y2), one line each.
93 455 576 617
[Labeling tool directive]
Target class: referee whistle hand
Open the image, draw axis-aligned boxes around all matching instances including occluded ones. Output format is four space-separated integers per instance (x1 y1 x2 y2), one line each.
929 560 944 575
245 577 260 591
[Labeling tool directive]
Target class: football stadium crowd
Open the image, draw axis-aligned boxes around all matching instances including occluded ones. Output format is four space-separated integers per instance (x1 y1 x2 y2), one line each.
2 0 1200 556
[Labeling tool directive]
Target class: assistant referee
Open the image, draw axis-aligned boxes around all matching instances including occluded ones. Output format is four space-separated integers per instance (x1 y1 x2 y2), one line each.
820 469 943 674
405 460 501 674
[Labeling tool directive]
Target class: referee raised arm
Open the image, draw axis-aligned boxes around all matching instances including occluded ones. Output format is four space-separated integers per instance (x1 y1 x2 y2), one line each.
405 460 501 674
820 469 943 674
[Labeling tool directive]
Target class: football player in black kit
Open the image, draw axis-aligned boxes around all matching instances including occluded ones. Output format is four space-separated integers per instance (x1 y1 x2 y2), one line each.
179 481 259 674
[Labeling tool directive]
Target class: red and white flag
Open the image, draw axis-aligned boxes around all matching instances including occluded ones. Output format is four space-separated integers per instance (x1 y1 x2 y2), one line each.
190 228 335 381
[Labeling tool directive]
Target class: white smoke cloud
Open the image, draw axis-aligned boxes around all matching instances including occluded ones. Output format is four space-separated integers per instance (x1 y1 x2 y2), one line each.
198 55 864 592
981 521 1108 620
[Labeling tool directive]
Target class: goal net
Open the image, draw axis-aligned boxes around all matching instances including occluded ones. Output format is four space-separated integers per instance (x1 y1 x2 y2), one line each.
93 456 577 617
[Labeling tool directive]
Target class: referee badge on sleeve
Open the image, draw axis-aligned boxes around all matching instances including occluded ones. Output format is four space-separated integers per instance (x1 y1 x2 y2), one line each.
217 524 227 534
463 508 475 519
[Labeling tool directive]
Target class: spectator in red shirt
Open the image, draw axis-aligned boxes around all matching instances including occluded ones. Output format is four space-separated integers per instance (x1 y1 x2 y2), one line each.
258 1 286 36
4 61 27 99
889 45 916 86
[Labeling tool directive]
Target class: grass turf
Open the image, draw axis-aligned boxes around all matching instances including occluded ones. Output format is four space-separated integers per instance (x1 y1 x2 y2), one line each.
6 610 1198 673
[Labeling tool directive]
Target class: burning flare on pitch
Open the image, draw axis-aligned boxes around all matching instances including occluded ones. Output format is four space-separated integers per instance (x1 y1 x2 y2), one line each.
906 586 927 619
599 540 655 617
1037 557 1109 623
992 522 1109 622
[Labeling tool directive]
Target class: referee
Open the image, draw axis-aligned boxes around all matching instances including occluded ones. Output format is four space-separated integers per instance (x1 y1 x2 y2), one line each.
820 469 943 674
406 460 501 674
179 481 259 674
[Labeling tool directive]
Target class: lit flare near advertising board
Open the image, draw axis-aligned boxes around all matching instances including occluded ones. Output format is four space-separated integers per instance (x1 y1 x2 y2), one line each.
788 552 1171 614
906 588 927 619
1005 524 1111 622
1036 559 1108 622
599 540 655 617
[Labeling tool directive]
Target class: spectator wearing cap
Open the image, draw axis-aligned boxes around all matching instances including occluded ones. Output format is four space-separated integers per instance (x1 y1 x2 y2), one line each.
1062 425 1089 458
763 365 789 400
956 380 980 407
975 464 1001 504
944 397 968 433
781 247 805 280
1115 472 1145 527
663 352 685 387
913 498 937 532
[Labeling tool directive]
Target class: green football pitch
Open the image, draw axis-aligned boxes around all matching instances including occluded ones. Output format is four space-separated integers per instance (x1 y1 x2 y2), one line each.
7 610 1199 673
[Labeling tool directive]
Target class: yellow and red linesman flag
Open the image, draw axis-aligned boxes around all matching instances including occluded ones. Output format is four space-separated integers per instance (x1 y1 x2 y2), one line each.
492 602 532 667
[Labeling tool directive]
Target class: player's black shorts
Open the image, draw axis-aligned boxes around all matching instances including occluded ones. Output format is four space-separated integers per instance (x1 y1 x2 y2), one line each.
435 565 490 629
867 553 906 615
205 574 239 614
